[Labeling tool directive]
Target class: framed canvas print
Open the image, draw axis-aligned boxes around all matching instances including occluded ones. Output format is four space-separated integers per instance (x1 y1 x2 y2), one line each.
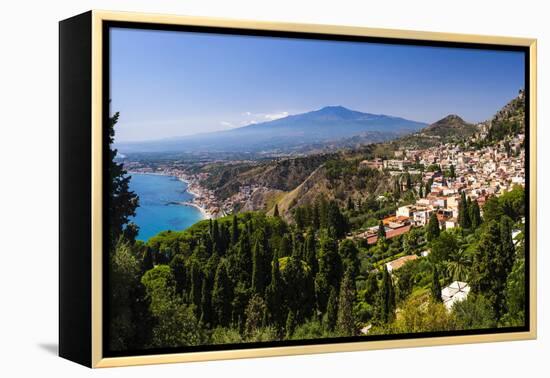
59 10 537 368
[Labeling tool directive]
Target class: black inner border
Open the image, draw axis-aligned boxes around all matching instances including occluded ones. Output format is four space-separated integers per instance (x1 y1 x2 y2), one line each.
102 20 531 358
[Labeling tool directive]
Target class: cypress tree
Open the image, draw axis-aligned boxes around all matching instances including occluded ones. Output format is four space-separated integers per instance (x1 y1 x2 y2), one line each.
377 220 386 241
200 277 212 326
339 239 360 282
266 255 283 328
325 287 338 331
315 232 343 312
304 229 318 276
431 265 442 303
336 270 356 336
244 295 267 337
470 200 482 229
347 197 354 211
279 234 292 258
107 112 139 247
405 173 412 190
327 200 348 238
494 216 516 318
393 177 401 199
426 212 440 242
273 203 280 217
312 202 321 231
231 215 239 245
377 267 395 324
251 240 266 295
169 254 187 298
458 191 471 229
364 272 379 304
425 182 431 196
189 263 202 310
450 164 456 179
212 260 232 327
285 310 296 339
237 231 252 284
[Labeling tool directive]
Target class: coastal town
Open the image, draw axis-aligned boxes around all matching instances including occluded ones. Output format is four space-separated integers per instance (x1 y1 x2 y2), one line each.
123 123 525 241
356 130 525 245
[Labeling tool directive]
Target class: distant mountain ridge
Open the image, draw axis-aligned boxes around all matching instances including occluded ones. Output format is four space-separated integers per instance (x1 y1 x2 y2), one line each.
117 106 427 154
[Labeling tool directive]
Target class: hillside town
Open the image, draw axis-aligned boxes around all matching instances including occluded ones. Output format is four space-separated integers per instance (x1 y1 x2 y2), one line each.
356 130 525 247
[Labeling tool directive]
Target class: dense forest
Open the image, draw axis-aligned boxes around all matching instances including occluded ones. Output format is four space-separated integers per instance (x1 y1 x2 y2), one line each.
108 111 526 351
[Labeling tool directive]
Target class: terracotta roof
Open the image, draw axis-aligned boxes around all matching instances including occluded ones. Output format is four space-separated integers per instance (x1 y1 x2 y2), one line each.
386 254 418 271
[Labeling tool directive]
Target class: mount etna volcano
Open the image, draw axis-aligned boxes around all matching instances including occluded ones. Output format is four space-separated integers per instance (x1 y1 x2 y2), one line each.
117 106 427 154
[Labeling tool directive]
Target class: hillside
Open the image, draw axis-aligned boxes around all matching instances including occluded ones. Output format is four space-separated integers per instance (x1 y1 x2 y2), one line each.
397 114 478 149
423 114 477 138
116 106 426 154
483 89 526 144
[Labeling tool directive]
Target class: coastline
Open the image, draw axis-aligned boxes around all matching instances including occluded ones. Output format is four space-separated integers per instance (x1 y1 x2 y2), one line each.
178 200 212 220
128 171 214 220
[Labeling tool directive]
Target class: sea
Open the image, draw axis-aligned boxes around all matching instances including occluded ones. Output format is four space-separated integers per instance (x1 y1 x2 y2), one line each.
128 173 205 241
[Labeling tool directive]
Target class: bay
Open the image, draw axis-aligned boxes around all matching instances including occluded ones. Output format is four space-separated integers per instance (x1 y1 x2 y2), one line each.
128 173 205 241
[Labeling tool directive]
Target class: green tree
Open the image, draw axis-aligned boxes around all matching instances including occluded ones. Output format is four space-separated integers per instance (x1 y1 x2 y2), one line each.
426 212 440 242
482 196 504 224
189 262 202 310
109 240 141 351
338 239 360 281
312 202 321 231
458 191 471 229
405 173 412 190
231 215 239 245
445 248 471 282
364 272 379 304
266 255 284 329
501 254 525 327
200 277 212 326
315 232 343 312
453 294 496 330
327 200 348 238
141 265 203 348
244 295 267 338
279 234 292 258
431 265 442 303
347 197 355 211
377 267 396 324
251 240 267 295
285 310 296 338
470 200 482 229
377 220 386 241
336 271 356 336
212 260 232 327
430 231 458 264
169 254 187 298
325 287 338 331
471 220 512 320
107 112 139 246
237 231 252 283
304 229 318 276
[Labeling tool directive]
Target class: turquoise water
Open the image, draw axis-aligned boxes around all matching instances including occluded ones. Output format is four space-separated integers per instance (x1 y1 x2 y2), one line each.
128 173 205 241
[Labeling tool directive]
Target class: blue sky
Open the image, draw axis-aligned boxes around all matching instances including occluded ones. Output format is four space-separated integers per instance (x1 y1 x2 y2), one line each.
110 28 525 142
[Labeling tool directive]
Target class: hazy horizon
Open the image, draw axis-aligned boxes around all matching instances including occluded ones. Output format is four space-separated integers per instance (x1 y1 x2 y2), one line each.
110 28 525 143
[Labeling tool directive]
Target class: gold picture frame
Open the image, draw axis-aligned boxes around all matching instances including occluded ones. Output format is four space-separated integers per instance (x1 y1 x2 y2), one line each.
59 9 537 368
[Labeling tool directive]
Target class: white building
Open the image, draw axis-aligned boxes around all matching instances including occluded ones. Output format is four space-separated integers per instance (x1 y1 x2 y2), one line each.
441 281 470 311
